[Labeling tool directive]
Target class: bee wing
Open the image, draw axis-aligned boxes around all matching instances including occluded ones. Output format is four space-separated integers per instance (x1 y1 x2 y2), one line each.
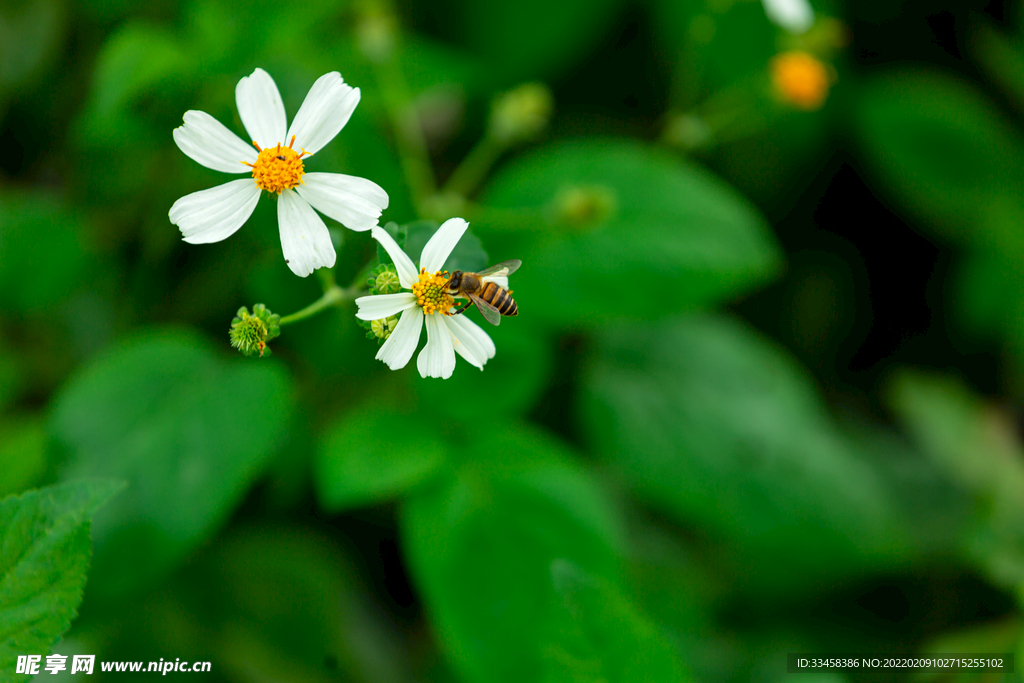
476 259 521 278
469 292 502 326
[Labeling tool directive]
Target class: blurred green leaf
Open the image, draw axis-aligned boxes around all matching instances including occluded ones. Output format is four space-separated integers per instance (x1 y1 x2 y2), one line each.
48 330 294 599
540 560 687 682
446 0 625 82
315 404 451 512
0 0 65 92
0 479 122 678
857 68 1024 250
479 139 781 325
401 423 628 683
581 314 915 589
0 193 91 315
0 417 47 498
415 322 554 419
888 371 1024 587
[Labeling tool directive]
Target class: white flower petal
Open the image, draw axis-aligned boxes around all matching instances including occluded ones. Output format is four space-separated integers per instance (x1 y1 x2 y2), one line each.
278 189 337 277
376 306 423 370
761 0 814 33
296 173 387 232
417 313 457 379
444 314 496 370
371 226 419 289
420 217 469 274
287 72 360 155
169 179 261 244
355 292 417 320
235 68 287 146
481 275 509 289
172 110 257 173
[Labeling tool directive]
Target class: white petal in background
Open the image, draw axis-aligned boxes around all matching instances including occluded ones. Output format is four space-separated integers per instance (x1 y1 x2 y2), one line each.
481 275 509 289
278 189 337 277
296 173 387 231
420 217 469 274
418 313 456 379
235 68 288 146
172 111 257 173
169 179 261 244
445 314 496 370
376 306 423 370
287 72 361 155
761 0 814 34
355 292 418 321
371 226 419 289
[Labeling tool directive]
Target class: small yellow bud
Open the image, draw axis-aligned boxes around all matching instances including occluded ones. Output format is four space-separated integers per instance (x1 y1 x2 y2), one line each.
371 316 398 340
489 83 554 145
374 268 402 295
229 304 281 358
770 50 832 110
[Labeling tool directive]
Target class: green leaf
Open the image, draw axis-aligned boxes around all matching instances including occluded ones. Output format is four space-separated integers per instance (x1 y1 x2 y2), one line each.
401 424 626 683
314 404 451 512
581 315 914 588
857 68 1024 250
48 330 294 600
0 193 91 315
0 418 47 498
0 480 123 677
479 139 781 325
415 321 554 419
887 371 1024 586
447 0 625 81
540 561 687 682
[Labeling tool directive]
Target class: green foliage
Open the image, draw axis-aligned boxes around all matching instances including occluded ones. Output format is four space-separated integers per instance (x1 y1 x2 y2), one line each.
479 139 781 325
857 68 1024 250
0 480 122 677
0 193 91 315
888 371 1024 587
581 315 915 589
0 418 47 498
48 330 294 600
315 403 450 512
448 0 625 82
401 424 645 683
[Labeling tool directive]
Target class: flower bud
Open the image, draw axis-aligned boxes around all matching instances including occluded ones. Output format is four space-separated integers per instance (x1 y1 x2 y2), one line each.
551 184 617 229
489 83 554 146
770 50 832 110
370 316 398 341
229 304 281 358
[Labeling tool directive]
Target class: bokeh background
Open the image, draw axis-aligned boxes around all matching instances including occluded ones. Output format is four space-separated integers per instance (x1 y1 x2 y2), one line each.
4 0 1024 680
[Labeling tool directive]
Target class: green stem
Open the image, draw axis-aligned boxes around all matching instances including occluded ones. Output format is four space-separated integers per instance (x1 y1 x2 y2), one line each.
279 286 350 326
443 134 506 199
374 57 436 215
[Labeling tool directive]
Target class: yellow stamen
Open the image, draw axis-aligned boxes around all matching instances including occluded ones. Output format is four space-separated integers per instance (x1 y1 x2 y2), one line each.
244 135 309 194
411 268 454 316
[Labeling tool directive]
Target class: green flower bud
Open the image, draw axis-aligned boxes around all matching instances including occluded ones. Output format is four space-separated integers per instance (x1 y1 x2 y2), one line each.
229 304 281 358
374 267 402 295
489 82 554 145
550 184 617 229
370 316 398 341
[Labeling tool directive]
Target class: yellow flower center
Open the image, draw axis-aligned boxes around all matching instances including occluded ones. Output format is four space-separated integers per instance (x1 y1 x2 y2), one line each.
411 268 453 315
245 135 309 194
770 51 832 111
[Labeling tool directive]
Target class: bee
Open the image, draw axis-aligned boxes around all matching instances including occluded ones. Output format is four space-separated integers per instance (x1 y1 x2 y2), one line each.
446 260 521 326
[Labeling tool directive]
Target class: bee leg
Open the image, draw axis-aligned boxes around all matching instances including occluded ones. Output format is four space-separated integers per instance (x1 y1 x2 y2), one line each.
450 300 474 316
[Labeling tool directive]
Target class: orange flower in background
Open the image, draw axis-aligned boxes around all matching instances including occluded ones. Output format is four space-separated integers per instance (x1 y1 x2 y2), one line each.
771 50 832 110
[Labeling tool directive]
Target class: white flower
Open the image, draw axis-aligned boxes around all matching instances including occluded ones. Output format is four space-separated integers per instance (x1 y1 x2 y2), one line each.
168 68 389 277
355 218 498 379
761 0 814 34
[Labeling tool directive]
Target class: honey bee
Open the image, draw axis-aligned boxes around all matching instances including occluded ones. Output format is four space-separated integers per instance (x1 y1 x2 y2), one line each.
446 259 521 326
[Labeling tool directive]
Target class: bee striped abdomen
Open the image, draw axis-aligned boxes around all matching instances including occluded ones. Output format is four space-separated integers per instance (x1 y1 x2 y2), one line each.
481 282 518 316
